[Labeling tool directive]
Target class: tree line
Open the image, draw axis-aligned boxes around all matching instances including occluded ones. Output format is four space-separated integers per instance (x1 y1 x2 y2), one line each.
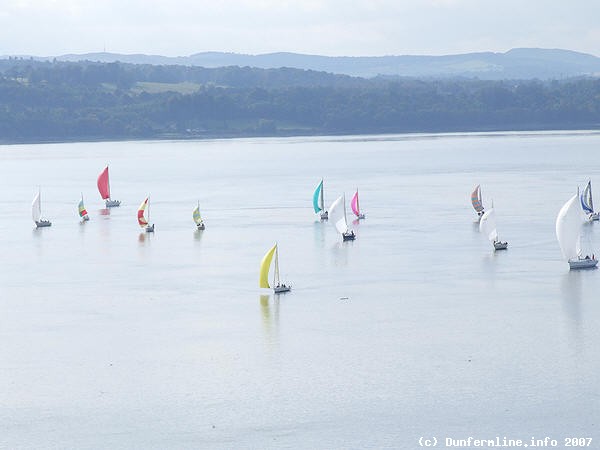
1 59 599 143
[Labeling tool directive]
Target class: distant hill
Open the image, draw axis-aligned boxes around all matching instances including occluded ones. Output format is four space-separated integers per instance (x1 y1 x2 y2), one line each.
15 48 600 80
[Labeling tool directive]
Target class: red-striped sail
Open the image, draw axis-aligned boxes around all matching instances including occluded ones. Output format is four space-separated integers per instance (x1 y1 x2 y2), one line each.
471 185 484 213
138 197 149 227
97 166 111 200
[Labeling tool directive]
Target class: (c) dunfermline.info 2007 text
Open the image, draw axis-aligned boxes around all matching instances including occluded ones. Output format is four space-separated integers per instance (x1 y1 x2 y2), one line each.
418 436 593 447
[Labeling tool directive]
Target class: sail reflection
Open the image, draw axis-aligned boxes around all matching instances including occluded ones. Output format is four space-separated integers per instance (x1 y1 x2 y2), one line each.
561 271 583 355
260 294 279 349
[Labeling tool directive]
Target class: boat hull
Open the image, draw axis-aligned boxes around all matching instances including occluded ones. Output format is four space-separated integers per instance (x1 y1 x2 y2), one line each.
569 258 598 270
35 220 52 228
145 224 155 233
196 223 205 230
105 199 121 207
590 213 599 221
493 241 508 250
274 285 291 293
320 211 329 221
342 231 356 241
355 213 365 220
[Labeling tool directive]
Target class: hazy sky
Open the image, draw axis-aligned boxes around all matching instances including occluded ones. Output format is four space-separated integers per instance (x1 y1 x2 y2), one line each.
2 0 600 57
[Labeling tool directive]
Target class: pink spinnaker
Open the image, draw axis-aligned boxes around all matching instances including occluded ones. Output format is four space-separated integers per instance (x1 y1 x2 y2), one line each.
351 190 360 217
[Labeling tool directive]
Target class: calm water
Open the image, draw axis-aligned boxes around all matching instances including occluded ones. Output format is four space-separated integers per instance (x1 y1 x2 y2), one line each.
1 132 599 449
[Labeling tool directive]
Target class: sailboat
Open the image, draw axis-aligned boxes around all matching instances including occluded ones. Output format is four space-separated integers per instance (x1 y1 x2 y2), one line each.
329 194 356 241
259 243 291 293
78 194 90 222
556 193 597 269
479 206 507 250
350 188 366 220
471 185 485 222
32 188 51 228
137 196 155 232
580 180 599 221
97 165 121 207
313 179 328 220
193 201 205 230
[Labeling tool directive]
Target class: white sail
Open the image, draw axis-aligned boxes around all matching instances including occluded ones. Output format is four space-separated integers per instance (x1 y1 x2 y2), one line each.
274 245 281 286
32 191 42 223
556 194 583 261
479 208 498 242
329 195 348 234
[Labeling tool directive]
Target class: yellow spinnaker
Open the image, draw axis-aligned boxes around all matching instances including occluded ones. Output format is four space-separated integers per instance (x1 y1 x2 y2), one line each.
259 244 277 288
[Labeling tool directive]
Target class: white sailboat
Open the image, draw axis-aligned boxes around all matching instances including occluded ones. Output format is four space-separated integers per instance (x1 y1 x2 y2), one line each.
580 180 599 221
32 189 51 228
556 193 597 269
329 194 355 241
479 206 508 250
260 243 291 293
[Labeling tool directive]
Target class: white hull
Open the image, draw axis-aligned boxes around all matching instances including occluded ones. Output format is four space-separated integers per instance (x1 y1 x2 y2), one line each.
81 216 90 222
35 220 52 228
589 212 599 221
196 223 205 230
145 224 155 233
568 257 598 270
320 211 328 221
105 199 121 207
355 213 365 220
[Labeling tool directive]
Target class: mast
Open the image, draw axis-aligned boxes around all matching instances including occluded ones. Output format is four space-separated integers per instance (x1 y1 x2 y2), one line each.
274 244 280 286
356 188 360 215
589 180 594 212
343 193 348 231
107 165 111 200
320 179 324 210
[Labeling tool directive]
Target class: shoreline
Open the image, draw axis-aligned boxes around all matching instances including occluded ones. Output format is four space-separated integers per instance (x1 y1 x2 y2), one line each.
1 125 599 146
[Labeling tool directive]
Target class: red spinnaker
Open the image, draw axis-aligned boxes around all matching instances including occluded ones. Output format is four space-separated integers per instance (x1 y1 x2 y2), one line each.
97 166 110 200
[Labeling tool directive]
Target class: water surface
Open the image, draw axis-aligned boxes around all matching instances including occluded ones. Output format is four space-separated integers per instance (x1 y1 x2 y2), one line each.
1 132 599 449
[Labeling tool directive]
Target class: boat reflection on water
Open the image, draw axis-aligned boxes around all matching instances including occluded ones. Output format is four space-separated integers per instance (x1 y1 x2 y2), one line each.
98 208 111 216
260 294 279 349
561 271 583 354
